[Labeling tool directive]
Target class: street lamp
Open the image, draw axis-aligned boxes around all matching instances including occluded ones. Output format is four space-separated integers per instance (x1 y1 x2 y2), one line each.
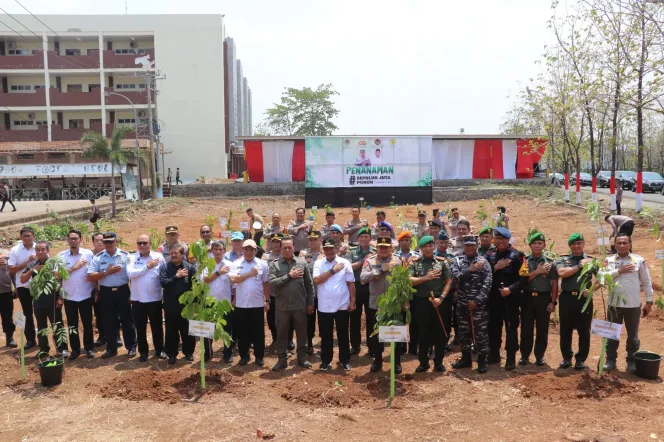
104 90 142 202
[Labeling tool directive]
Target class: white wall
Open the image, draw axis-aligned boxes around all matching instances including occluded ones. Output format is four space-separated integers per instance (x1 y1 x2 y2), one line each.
58 40 100 55
10 111 49 129
0 15 227 181
6 75 45 91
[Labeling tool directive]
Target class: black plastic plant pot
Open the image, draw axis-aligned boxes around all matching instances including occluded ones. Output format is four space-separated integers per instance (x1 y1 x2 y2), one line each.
633 351 662 380
37 357 64 387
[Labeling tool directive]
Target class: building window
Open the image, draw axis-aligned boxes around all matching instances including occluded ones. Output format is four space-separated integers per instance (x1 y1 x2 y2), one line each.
48 153 66 159
90 119 102 126
8 49 32 55
116 84 137 89
65 49 81 56
114 48 147 55
10 85 33 91
17 154 34 160
118 118 136 124
0 156 7 165
13 120 34 126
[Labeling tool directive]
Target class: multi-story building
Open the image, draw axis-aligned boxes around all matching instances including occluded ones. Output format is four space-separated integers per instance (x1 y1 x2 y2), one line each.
0 14 227 183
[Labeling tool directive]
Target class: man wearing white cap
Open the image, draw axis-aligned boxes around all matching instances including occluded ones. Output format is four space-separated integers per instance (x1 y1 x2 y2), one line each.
230 239 270 367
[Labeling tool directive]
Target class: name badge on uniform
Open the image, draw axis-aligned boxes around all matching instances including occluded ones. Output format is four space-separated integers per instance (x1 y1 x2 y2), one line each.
532 292 538 297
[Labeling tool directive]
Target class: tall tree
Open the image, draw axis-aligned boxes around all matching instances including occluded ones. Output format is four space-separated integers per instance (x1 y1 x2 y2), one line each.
81 126 145 217
262 83 340 136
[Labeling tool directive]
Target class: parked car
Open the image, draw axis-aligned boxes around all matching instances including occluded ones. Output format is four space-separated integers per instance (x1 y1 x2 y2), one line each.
597 171 612 188
550 172 564 184
570 172 592 186
616 171 635 190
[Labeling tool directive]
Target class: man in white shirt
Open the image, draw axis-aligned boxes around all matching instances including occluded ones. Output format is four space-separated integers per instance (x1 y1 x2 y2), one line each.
59 229 95 360
202 240 235 363
7 226 37 349
601 233 654 373
127 234 166 363
229 239 270 367
312 238 356 371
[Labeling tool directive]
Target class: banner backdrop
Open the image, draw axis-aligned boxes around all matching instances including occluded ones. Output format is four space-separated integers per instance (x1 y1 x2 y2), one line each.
0 163 121 177
305 136 432 188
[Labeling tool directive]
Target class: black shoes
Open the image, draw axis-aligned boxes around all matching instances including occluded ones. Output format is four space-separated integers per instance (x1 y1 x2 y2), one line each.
287 341 296 351
535 358 545 367
370 361 383 372
452 351 472 370
101 350 117 359
349 347 358 356
395 364 402 375
94 338 106 347
434 363 446 373
6 335 17 348
68 350 80 361
319 362 331 371
139 355 148 363
627 360 637 374
158 351 168 360
223 356 233 364
603 359 616 371
239 357 250 366
415 363 430 373
488 353 501 364
574 360 585 370
272 359 288 371
559 359 572 369
168 356 176 364
307 344 314 355
505 356 516 371
86 350 95 359
298 360 312 369
255 358 265 367
340 362 351 371
518 357 529 366
477 353 488 374
128 348 137 358
116 338 123 347
184 354 194 362
24 341 36 350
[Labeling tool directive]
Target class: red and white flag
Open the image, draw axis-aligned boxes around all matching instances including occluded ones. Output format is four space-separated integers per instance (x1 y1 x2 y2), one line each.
245 140 305 183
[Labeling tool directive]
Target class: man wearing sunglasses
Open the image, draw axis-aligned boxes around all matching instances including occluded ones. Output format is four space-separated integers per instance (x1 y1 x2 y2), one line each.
128 234 166 362
188 225 214 268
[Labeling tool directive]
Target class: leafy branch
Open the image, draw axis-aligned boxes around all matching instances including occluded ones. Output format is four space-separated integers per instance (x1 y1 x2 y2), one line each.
372 266 415 334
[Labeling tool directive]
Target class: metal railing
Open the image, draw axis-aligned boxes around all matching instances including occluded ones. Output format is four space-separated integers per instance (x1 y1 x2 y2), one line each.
9 188 50 201
62 187 113 200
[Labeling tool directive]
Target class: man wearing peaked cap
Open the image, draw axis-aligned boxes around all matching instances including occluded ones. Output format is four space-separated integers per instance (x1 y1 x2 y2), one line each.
361 235 406 373
301 229 323 354
312 237 356 371
372 221 397 250
87 231 137 359
262 232 293 349
264 212 285 254
407 235 453 373
484 226 525 371
319 211 336 241
413 211 428 244
426 219 443 241
449 219 471 258
520 232 558 367
555 233 594 370
158 225 189 264
478 227 495 257
345 226 376 357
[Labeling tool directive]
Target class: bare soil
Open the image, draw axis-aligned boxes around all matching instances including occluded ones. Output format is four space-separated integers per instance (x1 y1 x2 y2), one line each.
2 194 664 441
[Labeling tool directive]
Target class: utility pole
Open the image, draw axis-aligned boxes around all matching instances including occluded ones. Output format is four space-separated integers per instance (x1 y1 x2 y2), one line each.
152 72 164 197
147 72 158 199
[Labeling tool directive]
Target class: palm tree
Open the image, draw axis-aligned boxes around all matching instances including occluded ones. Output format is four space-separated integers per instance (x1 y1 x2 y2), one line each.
80 125 145 217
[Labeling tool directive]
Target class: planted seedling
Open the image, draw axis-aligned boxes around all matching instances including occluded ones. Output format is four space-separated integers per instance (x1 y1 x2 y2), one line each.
179 239 233 389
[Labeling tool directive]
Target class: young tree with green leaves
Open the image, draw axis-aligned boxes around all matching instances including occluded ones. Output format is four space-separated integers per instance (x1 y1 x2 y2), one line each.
80 125 145 217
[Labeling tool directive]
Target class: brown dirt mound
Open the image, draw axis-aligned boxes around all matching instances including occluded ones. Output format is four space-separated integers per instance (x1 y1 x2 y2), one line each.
645 308 664 323
514 371 639 401
279 374 416 408
98 369 239 404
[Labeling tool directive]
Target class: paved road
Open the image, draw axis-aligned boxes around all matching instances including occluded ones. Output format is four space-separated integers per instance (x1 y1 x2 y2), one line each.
579 186 664 210
0 196 111 224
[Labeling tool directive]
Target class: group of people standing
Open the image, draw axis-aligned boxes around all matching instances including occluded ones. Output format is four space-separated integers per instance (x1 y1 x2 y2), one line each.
0 204 654 376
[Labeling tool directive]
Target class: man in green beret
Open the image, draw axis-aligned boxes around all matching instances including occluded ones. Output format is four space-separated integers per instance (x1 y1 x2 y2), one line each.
345 226 376 356
408 236 453 373
478 227 495 257
555 233 594 370
519 232 558 367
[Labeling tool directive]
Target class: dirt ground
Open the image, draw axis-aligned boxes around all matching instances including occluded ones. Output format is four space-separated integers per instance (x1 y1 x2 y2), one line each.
2 194 664 442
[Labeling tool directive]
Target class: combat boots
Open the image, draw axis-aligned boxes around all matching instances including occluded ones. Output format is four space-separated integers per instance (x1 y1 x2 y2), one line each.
477 353 488 374
452 351 472 369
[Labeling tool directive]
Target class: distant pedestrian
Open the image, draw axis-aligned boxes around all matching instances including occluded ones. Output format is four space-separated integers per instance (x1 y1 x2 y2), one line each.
175 168 182 185
89 199 100 224
167 168 172 186
616 181 623 215
0 182 16 212
606 214 634 239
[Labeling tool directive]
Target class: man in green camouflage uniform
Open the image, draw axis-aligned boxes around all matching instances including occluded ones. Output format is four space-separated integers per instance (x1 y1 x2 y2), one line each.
478 227 495 257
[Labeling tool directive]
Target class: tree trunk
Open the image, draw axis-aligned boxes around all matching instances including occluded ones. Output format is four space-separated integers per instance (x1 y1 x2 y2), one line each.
111 164 117 217
636 11 646 212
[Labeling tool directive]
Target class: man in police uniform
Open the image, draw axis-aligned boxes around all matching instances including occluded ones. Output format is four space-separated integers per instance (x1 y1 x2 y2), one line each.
328 224 349 257
397 230 419 262
413 211 428 245
434 231 454 260
187 224 214 268
360 237 406 373
426 219 443 241
451 235 492 373
408 236 453 373
158 226 189 264
302 230 322 354
520 232 558 366
346 227 376 356
287 208 313 256
478 227 495 257
264 213 285 253
556 233 594 370
263 233 293 349
320 212 337 241
87 232 137 359
484 227 524 370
